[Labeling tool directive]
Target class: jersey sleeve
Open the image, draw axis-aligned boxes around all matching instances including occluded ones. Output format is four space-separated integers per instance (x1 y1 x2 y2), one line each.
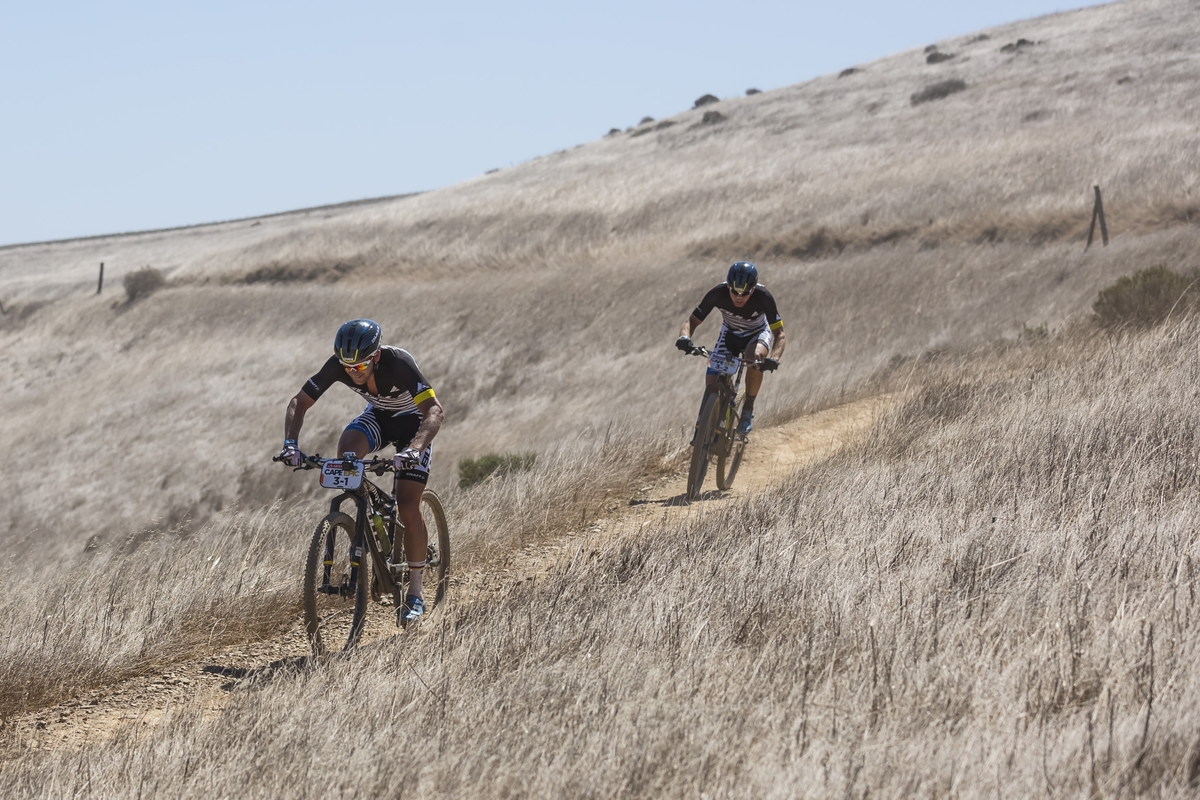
763 290 784 331
388 348 436 405
692 285 726 322
301 356 345 401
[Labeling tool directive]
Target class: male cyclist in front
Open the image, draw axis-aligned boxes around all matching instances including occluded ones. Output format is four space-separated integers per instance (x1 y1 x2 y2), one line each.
676 261 785 435
277 319 444 626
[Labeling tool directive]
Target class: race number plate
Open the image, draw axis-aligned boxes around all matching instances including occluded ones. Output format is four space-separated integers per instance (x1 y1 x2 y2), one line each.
320 459 363 490
710 352 738 376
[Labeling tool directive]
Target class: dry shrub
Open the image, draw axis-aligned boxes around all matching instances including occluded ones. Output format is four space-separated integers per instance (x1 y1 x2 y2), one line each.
123 267 166 302
1093 265 1200 329
910 78 967 105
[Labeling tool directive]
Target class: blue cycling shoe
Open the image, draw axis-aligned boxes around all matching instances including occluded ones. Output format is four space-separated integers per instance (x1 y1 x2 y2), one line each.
736 409 754 435
397 595 425 627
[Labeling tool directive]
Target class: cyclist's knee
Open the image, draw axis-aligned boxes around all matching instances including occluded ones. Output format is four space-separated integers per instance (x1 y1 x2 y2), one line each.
337 429 370 457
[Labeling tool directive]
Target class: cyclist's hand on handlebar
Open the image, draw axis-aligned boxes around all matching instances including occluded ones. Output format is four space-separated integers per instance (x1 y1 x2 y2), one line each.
760 357 780 372
276 439 304 467
394 447 422 470
675 335 694 353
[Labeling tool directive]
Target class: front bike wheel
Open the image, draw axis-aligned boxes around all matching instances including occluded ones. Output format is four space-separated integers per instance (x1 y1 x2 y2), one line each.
303 511 370 655
421 490 451 609
716 394 747 491
686 391 720 501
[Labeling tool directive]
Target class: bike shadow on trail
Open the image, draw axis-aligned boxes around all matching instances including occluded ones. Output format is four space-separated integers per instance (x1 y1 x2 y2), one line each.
202 635 404 692
203 655 315 692
629 489 724 507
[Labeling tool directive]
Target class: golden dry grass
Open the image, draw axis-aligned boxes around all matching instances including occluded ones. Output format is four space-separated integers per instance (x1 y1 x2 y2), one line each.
5 319 1200 796
4 0 1200 795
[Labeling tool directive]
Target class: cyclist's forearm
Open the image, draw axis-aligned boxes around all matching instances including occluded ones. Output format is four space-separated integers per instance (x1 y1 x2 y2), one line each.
284 396 308 441
680 314 702 338
410 403 444 452
770 329 787 360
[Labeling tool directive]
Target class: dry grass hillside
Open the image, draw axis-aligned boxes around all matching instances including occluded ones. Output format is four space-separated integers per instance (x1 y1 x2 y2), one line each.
5 0 1200 547
5 0 1200 795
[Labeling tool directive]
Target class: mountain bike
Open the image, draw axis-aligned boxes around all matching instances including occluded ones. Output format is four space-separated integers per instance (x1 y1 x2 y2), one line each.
273 453 450 655
684 346 760 501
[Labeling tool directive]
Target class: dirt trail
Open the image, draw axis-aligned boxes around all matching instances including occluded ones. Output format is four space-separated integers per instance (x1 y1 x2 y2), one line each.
4 395 888 753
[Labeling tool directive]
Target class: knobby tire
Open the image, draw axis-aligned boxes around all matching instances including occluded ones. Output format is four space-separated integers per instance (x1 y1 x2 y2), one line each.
421 490 451 609
303 511 369 656
687 391 720 501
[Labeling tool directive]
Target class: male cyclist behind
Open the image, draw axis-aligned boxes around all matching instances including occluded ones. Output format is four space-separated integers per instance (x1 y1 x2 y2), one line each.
676 261 784 436
277 319 445 626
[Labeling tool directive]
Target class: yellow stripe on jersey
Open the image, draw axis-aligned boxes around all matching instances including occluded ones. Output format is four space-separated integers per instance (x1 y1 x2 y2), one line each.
770 319 784 332
413 388 436 405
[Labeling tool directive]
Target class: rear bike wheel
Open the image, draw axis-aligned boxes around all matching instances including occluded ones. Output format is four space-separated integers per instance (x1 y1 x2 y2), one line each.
303 511 370 655
716 393 747 490
687 391 721 501
421 490 451 609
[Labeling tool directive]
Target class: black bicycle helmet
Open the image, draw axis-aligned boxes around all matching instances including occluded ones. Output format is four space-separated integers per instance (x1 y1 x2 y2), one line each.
334 319 382 363
726 261 759 294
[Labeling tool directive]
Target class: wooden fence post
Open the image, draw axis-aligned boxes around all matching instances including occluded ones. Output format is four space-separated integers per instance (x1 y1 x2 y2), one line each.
97 262 104 294
1086 186 1109 250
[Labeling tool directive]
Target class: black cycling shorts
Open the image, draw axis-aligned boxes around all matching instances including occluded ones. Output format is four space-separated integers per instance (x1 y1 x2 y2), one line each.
344 406 432 484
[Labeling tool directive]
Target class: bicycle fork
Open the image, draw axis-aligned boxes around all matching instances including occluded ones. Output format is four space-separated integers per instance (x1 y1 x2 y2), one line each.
318 494 367 598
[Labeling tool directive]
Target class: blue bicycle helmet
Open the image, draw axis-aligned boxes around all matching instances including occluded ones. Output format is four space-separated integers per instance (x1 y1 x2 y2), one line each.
334 319 382 363
726 261 758 295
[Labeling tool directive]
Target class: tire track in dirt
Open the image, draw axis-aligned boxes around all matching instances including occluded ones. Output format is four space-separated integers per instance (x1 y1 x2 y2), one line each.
2 395 889 754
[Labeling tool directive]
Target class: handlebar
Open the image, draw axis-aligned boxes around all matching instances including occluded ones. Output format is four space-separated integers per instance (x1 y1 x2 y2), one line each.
272 452 398 475
683 344 773 371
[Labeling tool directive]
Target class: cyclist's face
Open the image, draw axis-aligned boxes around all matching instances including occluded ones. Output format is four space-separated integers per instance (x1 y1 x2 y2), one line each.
729 286 754 307
342 354 376 384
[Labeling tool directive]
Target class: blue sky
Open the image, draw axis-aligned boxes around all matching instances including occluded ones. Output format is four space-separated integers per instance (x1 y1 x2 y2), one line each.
0 1 1100 246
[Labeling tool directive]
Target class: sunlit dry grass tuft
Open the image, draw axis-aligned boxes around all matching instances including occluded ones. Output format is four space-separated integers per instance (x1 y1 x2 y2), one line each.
7 317 1200 796
0 427 672 718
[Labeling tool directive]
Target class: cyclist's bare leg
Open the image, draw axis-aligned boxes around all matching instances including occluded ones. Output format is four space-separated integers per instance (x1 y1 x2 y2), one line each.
744 341 770 398
394 478 428 599
336 429 371 459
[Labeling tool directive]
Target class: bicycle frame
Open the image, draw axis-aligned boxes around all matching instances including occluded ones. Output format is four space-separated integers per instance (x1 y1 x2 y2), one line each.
686 346 758 499
322 473 402 603
713 357 747 446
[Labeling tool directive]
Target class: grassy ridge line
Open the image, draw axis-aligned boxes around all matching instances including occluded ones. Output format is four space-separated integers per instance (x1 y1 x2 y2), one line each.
4 321 1200 796
0 429 676 720
3 1 1198 296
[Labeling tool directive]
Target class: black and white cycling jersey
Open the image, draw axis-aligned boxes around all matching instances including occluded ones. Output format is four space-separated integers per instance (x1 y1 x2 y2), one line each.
301 346 436 418
692 284 784 335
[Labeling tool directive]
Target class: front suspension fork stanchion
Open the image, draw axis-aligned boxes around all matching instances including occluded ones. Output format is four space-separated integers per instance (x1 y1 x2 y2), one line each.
348 496 368 592
322 526 336 591
322 491 354 592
